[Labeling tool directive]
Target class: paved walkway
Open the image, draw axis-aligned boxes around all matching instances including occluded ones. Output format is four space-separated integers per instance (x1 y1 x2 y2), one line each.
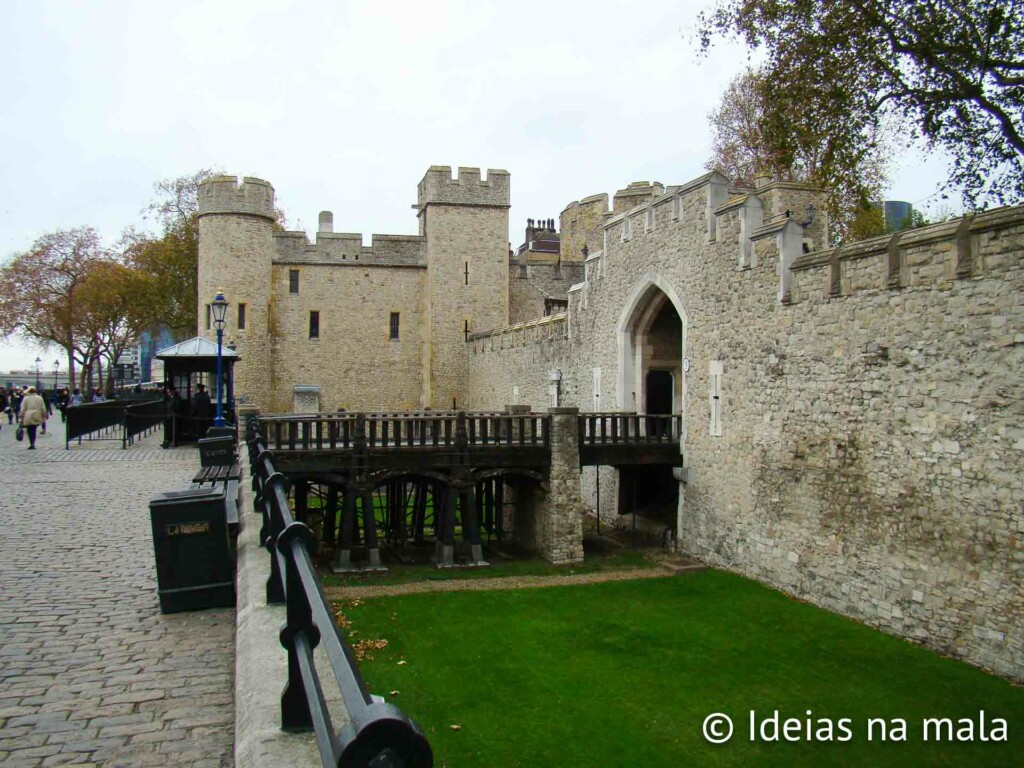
0 419 235 767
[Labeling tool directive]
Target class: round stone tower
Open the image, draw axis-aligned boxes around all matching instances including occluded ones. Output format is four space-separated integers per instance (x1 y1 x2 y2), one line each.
197 175 276 411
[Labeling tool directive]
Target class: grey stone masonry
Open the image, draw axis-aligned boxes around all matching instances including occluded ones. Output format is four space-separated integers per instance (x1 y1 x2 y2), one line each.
540 407 585 564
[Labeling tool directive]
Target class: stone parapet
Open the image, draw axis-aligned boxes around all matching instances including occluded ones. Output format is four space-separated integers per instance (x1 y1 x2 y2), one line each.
417 166 510 209
199 176 276 220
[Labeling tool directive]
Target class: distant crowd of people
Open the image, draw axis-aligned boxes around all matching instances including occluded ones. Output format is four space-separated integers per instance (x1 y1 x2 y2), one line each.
2 381 222 449
1 386 114 448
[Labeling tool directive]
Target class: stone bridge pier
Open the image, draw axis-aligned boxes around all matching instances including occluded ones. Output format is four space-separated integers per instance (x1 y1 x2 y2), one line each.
514 407 585 564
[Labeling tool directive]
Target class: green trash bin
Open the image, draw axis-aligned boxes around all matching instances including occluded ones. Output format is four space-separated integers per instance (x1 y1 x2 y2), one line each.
149 487 235 613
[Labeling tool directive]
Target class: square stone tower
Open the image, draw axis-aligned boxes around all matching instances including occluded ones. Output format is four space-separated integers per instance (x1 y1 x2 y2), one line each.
417 166 510 408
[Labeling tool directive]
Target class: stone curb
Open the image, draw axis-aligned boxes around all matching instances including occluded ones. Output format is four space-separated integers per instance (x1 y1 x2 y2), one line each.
234 448 320 767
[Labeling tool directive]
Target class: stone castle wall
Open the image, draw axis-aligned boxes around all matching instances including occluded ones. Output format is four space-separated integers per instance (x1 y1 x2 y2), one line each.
463 314 569 410
198 165 1023 678
467 170 1024 679
267 262 425 412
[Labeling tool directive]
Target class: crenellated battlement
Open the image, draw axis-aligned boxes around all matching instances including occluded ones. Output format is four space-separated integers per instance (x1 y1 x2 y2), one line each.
271 229 426 267
417 165 510 209
789 205 1024 303
198 175 276 220
560 193 610 262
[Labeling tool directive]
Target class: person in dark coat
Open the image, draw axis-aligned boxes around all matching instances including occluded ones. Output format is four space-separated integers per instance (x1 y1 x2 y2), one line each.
162 385 182 448
191 383 213 437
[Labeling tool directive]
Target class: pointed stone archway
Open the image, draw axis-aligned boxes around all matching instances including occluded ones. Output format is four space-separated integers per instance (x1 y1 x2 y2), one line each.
612 274 688 535
615 274 687 416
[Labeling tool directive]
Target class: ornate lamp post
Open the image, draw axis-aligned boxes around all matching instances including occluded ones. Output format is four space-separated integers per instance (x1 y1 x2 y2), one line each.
34 356 41 390
211 288 229 428
53 359 60 391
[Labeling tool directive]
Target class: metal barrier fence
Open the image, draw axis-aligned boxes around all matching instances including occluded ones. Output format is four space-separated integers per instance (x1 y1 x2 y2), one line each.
247 417 433 768
65 402 128 449
123 399 166 448
64 399 166 449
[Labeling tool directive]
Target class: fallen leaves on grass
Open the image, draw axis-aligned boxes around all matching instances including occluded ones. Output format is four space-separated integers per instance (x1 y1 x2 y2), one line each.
397 660 408 666
352 638 389 661
450 724 461 731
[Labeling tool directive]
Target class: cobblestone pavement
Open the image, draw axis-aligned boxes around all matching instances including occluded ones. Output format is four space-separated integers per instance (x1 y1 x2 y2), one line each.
0 420 235 767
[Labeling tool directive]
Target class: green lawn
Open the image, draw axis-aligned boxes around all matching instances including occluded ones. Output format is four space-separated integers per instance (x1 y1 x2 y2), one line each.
341 570 1023 767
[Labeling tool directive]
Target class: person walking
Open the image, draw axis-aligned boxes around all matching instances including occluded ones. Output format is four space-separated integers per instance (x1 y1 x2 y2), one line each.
57 388 70 422
9 389 23 425
69 388 84 407
18 386 48 450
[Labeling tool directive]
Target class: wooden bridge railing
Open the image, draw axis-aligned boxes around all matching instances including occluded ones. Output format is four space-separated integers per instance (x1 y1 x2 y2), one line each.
578 413 682 445
258 411 550 452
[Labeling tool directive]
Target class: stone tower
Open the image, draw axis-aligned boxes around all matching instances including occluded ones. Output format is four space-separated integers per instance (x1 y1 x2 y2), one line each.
196 175 277 410
417 166 510 408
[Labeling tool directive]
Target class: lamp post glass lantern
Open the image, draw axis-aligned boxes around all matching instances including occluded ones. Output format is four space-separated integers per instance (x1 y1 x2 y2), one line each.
211 288 229 428
34 356 41 390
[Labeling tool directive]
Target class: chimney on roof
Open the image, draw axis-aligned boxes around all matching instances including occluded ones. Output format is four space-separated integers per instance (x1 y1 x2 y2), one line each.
318 211 334 233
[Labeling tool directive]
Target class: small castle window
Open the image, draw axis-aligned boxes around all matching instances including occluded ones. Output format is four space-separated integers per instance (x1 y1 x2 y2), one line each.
204 304 211 331
646 208 654 232
237 303 246 330
309 311 320 339
289 269 299 294
390 312 400 340
672 195 681 222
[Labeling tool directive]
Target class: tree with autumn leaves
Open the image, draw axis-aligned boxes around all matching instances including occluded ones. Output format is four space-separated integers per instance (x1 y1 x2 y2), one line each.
699 0 1023 238
0 171 214 392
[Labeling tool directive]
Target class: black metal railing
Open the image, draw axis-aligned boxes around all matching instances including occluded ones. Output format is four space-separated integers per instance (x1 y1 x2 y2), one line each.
123 399 166 448
65 402 128 449
578 412 682 445
258 411 549 453
247 417 433 768
64 399 167 449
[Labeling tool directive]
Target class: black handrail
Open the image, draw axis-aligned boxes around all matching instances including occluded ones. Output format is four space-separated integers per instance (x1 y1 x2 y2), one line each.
247 416 433 768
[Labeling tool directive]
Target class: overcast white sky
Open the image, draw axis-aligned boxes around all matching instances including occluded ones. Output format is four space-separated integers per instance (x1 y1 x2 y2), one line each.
1 0 953 372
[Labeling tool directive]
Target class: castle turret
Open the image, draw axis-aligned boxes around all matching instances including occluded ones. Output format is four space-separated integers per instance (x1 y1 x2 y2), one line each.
560 193 610 263
197 176 277 411
417 166 510 408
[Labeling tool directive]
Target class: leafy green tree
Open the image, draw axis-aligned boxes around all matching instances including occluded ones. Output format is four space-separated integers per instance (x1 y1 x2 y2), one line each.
76 260 158 394
124 168 219 337
707 66 891 242
698 0 1024 209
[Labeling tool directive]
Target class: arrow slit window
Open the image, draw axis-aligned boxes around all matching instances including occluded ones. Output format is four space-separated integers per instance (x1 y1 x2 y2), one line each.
709 361 723 437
